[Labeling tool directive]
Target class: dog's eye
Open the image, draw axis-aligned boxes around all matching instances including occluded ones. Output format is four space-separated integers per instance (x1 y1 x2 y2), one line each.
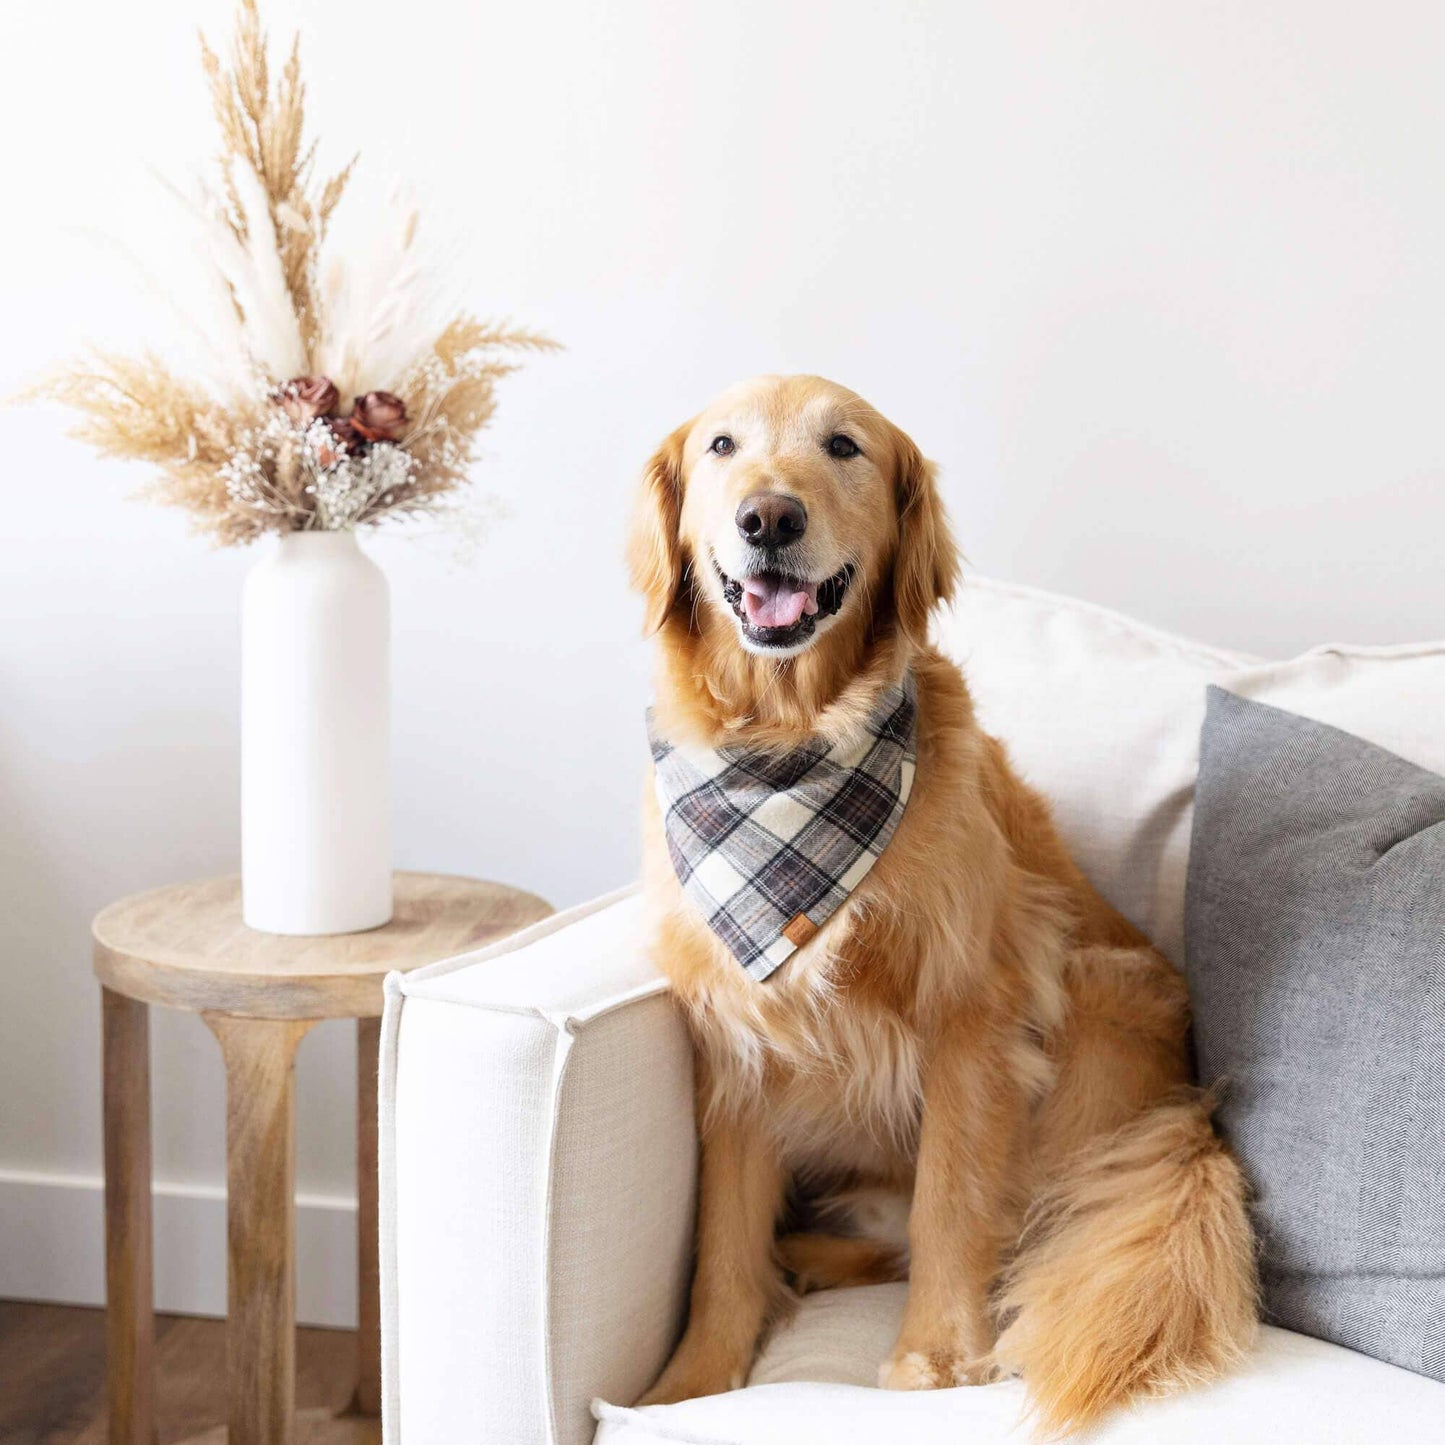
709 435 735 456
827 434 860 459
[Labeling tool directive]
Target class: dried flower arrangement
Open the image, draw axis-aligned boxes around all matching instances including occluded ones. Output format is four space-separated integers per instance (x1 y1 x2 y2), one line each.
26 0 556 545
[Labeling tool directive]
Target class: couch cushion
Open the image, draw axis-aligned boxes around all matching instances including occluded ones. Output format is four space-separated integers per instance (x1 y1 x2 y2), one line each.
939 578 1255 964
941 580 1445 969
1187 688 1445 1381
593 1284 1445 1444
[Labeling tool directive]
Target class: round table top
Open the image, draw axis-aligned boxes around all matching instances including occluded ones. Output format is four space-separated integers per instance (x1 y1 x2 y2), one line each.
93 872 553 1020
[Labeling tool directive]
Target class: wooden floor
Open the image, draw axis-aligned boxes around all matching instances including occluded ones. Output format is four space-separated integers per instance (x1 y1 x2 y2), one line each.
0 1299 371 1444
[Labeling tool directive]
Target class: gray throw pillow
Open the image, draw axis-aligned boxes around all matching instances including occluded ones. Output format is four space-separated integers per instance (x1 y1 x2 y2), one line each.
1186 685 1445 1381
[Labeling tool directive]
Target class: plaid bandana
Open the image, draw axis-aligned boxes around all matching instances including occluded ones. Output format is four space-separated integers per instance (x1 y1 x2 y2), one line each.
647 675 917 981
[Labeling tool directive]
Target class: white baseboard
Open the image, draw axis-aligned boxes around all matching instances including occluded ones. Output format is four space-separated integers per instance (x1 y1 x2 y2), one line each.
0 1168 358 1328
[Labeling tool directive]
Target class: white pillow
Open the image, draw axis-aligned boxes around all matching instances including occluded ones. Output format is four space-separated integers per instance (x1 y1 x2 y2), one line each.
940 577 1254 963
1219 644 1445 775
940 579 1445 964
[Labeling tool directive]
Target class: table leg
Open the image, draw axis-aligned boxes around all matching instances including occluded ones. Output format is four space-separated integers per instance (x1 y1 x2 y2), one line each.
102 987 156 1445
353 1016 382 1417
203 1013 315 1445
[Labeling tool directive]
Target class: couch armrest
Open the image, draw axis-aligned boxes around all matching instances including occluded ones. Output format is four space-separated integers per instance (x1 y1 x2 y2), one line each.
379 886 697 1445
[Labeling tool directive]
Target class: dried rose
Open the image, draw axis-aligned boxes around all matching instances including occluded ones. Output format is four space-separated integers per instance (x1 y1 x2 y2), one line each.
349 391 408 442
273 375 340 425
315 416 361 469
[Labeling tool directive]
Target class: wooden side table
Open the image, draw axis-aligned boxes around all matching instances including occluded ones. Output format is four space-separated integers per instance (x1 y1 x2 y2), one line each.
92 872 551 1445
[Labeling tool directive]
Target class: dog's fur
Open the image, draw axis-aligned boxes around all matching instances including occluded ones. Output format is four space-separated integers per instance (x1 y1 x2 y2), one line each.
630 375 1257 1434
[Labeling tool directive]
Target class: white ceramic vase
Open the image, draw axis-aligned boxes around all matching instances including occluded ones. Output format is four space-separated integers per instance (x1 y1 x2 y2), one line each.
241 530 393 935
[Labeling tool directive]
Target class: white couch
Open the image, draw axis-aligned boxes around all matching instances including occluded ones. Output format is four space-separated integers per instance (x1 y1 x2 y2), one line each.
377 578 1445 1444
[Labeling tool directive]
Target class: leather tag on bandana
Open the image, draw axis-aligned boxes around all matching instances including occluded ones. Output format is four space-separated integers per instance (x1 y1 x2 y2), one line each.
782 913 819 947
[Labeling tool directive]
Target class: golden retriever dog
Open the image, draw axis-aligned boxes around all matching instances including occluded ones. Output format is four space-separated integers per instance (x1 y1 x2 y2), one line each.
629 374 1257 1434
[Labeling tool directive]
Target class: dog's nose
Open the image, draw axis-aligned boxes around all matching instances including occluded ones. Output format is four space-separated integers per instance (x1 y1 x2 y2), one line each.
736 492 807 550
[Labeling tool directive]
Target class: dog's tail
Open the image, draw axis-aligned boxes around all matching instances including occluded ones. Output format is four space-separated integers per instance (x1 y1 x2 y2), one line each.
993 1094 1257 1438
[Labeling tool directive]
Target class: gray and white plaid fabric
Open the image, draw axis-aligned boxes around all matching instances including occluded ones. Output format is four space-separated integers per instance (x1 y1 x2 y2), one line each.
647 674 916 980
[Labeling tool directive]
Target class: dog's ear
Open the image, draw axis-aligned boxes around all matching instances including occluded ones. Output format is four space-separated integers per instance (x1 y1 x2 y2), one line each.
891 427 960 645
628 420 692 635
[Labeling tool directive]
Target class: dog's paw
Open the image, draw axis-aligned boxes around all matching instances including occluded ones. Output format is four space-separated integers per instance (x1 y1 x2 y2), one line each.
879 1346 998 1390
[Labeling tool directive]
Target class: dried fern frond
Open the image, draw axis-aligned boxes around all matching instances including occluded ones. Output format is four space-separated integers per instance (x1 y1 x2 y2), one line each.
392 314 560 484
316 156 356 230
430 317 563 368
21 352 284 545
23 352 249 470
199 0 352 362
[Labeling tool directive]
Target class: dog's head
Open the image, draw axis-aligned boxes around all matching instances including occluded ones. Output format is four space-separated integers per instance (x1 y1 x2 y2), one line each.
629 375 957 660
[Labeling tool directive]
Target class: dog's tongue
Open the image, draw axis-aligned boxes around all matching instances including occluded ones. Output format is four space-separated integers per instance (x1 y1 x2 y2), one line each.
741 574 820 629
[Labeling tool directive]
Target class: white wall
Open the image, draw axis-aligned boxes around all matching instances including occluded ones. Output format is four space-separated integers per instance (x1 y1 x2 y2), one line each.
3 0 1442 1322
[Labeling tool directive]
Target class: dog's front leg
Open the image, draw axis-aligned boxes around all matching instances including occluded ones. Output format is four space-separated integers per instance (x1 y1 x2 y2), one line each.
882 1016 1029 1389
637 1097 785 1404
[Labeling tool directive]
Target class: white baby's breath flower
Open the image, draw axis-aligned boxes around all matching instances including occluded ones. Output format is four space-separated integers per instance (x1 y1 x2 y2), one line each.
312 440 417 530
